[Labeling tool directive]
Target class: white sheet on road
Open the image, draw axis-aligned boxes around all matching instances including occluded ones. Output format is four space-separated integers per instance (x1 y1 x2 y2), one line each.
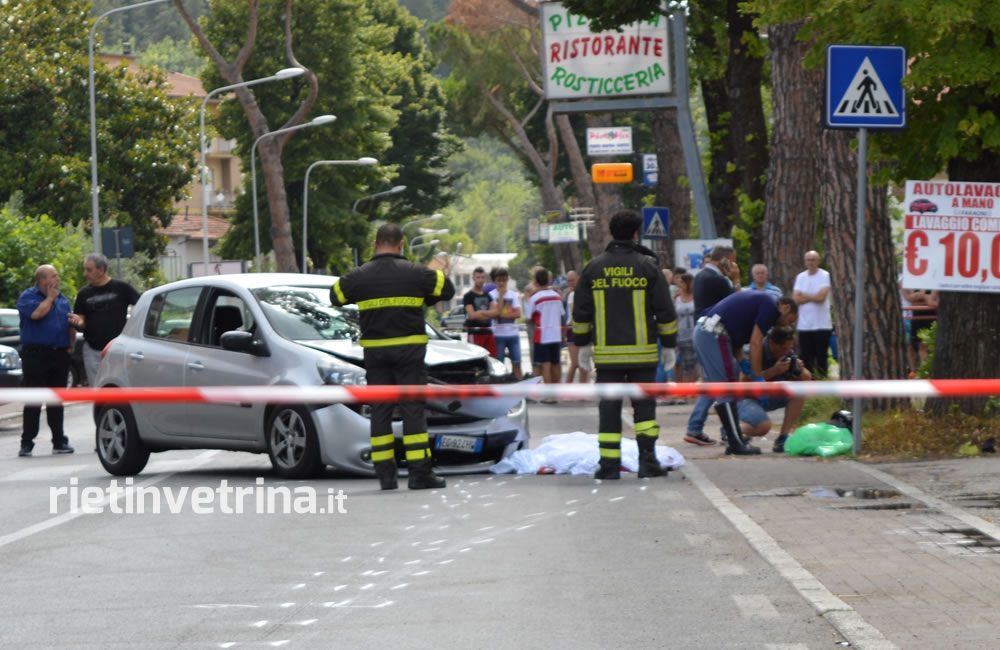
490 432 685 475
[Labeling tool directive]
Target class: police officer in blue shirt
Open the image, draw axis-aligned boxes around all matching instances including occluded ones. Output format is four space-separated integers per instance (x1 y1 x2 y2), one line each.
16 265 75 457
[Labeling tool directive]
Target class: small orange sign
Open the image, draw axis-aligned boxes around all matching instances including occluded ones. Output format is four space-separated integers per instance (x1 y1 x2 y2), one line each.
592 163 634 184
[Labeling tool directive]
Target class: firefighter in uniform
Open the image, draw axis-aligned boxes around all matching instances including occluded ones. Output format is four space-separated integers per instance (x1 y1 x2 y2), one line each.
573 210 678 480
331 223 455 490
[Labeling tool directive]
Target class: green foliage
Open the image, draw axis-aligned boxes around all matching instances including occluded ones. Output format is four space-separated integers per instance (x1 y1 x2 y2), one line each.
751 0 1000 184
91 0 210 52
200 0 455 271
916 321 936 379
397 0 451 23
138 35 205 77
0 0 198 268
557 0 672 33
435 136 543 268
0 199 86 307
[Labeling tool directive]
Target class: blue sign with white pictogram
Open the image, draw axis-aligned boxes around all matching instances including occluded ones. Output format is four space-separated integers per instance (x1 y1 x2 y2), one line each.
641 154 657 187
641 207 669 240
826 45 906 129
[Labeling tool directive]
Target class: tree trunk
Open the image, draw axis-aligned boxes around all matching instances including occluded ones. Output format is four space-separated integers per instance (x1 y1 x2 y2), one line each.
557 113 598 268
819 130 907 411
258 138 297 271
926 154 1000 415
725 0 768 262
762 22 823 293
652 107 691 269
689 0 736 236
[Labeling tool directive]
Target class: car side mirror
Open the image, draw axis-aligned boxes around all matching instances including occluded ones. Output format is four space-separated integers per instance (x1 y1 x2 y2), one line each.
220 331 270 356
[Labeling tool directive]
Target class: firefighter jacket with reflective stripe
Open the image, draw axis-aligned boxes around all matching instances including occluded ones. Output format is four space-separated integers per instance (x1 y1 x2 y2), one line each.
330 253 455 348
572 240 677 368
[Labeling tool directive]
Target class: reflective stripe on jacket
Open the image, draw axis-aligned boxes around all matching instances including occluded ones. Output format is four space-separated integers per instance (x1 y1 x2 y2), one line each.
330 253 455 348
572 240 677 368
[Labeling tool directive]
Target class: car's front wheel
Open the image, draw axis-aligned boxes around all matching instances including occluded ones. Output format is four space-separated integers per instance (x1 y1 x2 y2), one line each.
266 406 322 479
96 404 150 476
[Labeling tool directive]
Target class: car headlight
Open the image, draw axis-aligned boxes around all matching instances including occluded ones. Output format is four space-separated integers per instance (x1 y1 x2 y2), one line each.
0 350 20 369
487 356 509 377
317 356 367 386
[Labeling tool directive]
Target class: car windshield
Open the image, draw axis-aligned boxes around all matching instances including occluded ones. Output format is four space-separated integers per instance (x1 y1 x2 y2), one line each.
251 285 359 341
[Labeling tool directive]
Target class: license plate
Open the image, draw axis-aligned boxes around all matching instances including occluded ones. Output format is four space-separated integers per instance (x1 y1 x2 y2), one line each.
436 434 482 453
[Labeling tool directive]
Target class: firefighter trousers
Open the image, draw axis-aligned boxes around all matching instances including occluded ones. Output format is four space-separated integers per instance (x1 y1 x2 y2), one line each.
363 344 432 464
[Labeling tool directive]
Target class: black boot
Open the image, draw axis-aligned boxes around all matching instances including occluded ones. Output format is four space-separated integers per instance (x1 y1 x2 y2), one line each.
374 460 398 490
408 458 446 489
716 402 761 456
636 436 667 478
594 457 621 480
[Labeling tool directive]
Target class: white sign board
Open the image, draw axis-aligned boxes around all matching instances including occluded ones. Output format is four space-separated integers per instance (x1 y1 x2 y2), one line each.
548 222 580 243
587 127 633 155
902 180 1000 293
541 3 671 101
673 239 733 274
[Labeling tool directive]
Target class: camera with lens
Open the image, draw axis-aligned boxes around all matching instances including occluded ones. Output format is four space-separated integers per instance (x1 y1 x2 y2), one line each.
781 352 802 378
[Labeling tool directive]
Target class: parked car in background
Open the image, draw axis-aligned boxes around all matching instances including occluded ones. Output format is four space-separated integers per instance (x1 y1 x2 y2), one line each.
441 304 467 331
94 273 531 478
0 343 23 387
0 308 86 387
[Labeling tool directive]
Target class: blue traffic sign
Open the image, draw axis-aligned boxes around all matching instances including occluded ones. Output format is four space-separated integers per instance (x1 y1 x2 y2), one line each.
641 206 669 240
826 45 906 129
641 154 657 187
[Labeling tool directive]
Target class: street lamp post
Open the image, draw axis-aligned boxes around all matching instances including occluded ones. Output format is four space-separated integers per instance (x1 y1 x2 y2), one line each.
251 114 337 271
350 185 407 267
301 157 378 273
401 212 443 235
408 229 448 255
200 68 305 274
351 185 407 216
89 0 170 254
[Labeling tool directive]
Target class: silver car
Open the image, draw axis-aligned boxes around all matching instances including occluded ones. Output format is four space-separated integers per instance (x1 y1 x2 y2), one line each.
94 273 530 478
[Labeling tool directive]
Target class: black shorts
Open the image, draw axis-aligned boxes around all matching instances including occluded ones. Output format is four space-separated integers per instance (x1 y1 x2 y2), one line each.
533 342 561 365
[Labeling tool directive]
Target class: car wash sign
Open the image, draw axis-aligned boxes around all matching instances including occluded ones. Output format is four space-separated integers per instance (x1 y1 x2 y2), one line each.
541 3 671 101
903 180 1000 293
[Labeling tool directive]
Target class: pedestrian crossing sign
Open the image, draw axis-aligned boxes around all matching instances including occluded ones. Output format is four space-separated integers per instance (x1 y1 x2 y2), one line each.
825 45 906 129
641 207 669 240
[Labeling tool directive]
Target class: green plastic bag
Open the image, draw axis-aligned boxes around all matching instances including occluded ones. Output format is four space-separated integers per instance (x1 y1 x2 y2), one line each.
783 422 854 457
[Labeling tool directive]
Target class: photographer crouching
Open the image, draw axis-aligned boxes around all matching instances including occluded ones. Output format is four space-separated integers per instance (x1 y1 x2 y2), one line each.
736 327 812 453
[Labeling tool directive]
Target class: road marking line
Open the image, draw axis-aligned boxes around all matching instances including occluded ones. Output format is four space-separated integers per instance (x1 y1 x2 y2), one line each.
848 461 1000 542
0 451 218 550
733 594 781 619
684 460 898 650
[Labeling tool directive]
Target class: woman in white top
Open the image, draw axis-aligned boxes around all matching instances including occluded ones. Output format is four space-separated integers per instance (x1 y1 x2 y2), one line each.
673 273 698 394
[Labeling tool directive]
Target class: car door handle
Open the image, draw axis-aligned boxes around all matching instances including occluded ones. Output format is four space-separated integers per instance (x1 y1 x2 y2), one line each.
187 361 204 371
128 352 145 361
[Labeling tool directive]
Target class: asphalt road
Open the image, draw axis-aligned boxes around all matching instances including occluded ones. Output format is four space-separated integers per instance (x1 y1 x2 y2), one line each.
0 402 849 649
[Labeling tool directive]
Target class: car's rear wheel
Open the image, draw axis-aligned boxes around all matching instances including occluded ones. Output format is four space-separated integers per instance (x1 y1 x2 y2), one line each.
266 406 322 478
96 404 150 476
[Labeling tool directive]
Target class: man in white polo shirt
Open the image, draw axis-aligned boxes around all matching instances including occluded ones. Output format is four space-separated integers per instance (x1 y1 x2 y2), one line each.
792 250 832 377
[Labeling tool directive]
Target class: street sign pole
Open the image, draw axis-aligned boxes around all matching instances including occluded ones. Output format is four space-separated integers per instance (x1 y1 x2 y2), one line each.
852 127 867 454
826 44 906 454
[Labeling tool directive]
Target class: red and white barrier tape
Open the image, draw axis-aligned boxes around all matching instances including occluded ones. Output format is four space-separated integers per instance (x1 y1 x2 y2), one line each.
1 379 998 406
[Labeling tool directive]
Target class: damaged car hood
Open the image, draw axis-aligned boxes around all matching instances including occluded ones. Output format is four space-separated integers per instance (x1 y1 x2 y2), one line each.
302 338 487 366
298 338 537 419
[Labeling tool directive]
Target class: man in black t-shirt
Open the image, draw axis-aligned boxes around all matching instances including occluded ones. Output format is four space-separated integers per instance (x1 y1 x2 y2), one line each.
463 266 495 356
68 253 140 386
